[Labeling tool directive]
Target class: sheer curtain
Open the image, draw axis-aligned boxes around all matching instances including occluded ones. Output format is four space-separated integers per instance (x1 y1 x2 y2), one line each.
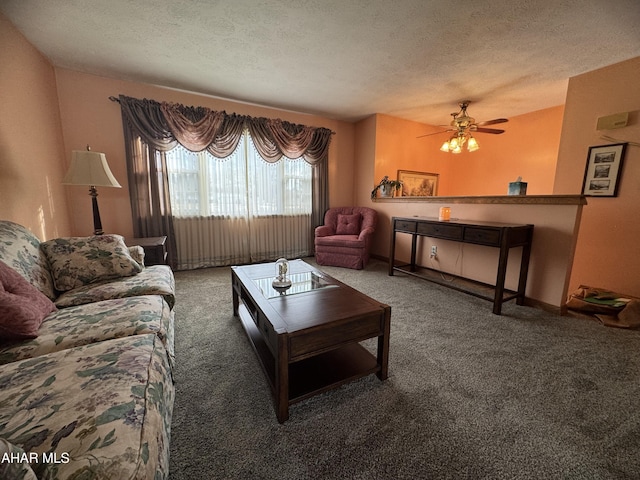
246 136 312 264
116 94 331 270
166 144 251 269
166 138 313 269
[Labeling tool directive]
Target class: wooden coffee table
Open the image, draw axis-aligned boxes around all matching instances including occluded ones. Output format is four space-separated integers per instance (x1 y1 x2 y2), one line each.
231 260 391 423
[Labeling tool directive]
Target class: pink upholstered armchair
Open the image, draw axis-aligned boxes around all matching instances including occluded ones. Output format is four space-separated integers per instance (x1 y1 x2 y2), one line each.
314 207 378 269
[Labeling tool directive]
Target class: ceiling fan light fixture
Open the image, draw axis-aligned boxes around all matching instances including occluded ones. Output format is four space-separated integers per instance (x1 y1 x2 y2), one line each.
428 101 508 154
467 136 479 152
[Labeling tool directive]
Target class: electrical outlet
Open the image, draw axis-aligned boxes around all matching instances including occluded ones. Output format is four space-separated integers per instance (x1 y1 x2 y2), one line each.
430 245 437 257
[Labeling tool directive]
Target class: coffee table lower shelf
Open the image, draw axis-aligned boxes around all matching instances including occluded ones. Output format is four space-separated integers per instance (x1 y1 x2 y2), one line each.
238 304 380 407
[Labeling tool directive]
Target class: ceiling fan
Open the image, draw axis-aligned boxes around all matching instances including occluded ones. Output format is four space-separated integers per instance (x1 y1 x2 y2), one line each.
418 101 508 153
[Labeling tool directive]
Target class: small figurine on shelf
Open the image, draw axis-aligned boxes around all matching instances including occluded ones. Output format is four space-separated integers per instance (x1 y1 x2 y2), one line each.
272 258 292 294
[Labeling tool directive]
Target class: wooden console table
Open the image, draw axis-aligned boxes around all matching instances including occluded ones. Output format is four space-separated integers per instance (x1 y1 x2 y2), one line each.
389 216 534 315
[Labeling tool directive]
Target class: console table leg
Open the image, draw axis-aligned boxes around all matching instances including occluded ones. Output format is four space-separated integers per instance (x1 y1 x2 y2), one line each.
494 242 509 315
389 230 397 276
410 234 418 272
517 240 533 306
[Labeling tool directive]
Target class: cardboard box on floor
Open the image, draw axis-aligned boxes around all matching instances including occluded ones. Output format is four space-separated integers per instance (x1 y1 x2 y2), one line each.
567 285 640 329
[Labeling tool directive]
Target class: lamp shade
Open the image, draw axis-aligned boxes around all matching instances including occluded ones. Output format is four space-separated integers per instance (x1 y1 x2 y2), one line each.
467 136 479 152
63 150 122 188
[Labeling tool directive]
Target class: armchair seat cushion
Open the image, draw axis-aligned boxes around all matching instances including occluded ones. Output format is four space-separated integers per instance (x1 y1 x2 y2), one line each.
315 234 364 248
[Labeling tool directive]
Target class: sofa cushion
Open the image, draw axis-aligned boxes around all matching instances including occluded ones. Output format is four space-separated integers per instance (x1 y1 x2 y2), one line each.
0 438 38 480
41 235 143 292
0 261 57 341
336 213 361 235
0 220 56 300
54 264 176 310
0 334 174 480
0 295 174 368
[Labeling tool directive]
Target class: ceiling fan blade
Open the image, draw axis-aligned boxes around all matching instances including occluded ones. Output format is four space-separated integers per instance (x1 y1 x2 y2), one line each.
477 118 508 126
417 129 453 138
474 127 505 134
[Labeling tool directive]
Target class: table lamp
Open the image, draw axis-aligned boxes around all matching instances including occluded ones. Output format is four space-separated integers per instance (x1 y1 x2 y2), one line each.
62 146 122 235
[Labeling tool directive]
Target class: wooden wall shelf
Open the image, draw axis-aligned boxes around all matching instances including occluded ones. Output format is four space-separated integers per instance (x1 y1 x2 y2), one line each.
373 194 586 205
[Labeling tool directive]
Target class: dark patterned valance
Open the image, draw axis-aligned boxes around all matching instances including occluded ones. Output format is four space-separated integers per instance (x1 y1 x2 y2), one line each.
114 95 332 164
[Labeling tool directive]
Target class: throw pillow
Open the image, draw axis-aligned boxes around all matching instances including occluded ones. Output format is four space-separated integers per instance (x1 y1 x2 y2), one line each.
41 235 143 292
0 261 57 341
336 213 361 235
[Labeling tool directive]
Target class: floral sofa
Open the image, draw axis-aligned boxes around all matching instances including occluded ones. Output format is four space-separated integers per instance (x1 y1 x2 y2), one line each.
0 220 176 480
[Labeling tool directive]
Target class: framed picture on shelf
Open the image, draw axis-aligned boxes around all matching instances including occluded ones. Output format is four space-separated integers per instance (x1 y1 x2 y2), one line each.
397 170 439 197
581 143 627 197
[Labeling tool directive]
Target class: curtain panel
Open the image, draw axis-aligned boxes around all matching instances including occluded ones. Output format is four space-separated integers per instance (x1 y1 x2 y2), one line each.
115 94 332 267
118 102 178 268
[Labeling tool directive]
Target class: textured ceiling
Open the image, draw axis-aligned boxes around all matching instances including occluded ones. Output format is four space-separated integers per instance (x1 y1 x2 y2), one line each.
2 0 639 125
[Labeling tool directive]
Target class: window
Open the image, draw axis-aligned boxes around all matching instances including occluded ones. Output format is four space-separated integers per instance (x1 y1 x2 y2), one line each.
165 133 312 218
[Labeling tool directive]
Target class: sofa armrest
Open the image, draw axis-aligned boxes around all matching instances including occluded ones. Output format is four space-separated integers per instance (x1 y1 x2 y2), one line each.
128 246 146 267
315 225 335 237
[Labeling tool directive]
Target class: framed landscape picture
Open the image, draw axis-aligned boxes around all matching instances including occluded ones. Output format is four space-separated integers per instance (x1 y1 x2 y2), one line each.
397 170 439 197
581 143 627 197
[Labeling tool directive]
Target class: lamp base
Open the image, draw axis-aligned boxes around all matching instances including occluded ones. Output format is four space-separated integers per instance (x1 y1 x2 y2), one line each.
90 186 104 235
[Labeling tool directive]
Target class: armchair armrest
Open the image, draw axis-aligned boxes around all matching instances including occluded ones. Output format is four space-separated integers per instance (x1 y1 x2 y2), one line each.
358 227 375 241
315 225 335 237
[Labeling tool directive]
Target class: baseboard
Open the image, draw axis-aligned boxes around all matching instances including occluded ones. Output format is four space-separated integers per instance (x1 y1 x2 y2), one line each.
523 297 566 316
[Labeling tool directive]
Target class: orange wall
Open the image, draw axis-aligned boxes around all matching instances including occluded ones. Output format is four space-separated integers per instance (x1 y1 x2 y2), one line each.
354 115 377 207
354 111 582 309
374 114 453 195
53 70 355 238
554 57 640 297
447 106 564 195
372 106 563 197
0 13 71 239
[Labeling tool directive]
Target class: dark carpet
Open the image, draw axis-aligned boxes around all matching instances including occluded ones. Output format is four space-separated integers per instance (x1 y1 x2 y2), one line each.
168 259 640 479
